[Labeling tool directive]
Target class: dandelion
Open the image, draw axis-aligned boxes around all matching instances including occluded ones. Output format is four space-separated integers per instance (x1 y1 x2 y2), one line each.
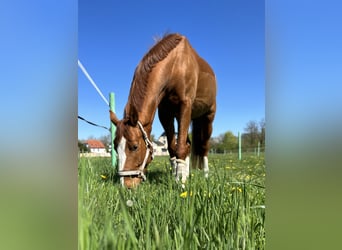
231 187 242 193
203 191 211 198
126 199 133 207
180 191 193 198
180 191 187 198
100 175 107 180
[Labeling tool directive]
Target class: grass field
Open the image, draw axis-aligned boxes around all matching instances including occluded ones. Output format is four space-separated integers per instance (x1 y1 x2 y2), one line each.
78 153 265 249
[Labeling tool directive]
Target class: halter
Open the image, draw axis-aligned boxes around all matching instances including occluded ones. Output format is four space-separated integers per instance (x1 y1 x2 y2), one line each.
117 121 154 182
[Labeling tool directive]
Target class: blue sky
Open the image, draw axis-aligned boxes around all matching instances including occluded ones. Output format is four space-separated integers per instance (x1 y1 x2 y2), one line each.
78 0 265 140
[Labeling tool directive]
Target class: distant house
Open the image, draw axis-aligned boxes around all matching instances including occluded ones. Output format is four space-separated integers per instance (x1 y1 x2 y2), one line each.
152 132 176 156
85 139 107 154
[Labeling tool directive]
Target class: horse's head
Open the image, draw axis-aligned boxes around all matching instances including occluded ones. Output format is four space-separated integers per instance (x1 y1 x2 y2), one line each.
110 110 154 188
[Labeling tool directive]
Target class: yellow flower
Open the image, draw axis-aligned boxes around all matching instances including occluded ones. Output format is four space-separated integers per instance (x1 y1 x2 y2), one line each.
203 192 211 198
231 187 242 193
180 191 193 198
100 175 107 179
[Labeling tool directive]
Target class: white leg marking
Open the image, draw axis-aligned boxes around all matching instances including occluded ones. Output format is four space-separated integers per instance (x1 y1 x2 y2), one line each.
184 156 190 180
175 156 190 184
203 156 209 178
170 157 177 176
117 137 127 186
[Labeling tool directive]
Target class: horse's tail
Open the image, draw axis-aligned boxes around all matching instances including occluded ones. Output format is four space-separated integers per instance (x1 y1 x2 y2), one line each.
191 117 206 170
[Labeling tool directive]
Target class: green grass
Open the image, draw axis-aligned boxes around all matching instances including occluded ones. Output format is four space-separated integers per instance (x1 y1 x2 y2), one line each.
78 154 265 249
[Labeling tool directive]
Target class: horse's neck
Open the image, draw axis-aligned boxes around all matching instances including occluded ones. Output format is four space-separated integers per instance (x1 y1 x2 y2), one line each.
138 89 160 127
128 81 162 129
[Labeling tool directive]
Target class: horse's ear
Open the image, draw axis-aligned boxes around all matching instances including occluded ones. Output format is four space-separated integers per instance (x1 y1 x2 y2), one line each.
109 110 120 125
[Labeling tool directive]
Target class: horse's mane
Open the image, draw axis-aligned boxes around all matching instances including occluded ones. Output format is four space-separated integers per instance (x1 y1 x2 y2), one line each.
127 33 183 116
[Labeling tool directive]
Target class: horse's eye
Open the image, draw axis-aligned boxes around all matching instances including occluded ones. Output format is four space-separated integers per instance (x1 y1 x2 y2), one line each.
131 145 138 152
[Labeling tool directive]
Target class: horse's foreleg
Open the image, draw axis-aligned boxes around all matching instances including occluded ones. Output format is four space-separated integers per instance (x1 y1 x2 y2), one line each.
175 99 192 184
158 104 177 175
169 136 190 177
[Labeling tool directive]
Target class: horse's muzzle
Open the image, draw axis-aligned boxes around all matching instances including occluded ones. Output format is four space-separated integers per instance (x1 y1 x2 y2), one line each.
123 176 143 188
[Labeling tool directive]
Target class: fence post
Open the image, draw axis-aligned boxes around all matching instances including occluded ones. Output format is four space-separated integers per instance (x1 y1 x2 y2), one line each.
238 132 242 160
109 92 117 167
257 141 260 157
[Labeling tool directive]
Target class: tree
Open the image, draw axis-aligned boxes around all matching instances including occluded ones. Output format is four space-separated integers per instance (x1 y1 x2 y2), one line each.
243 120 260 148
99 134 111 152
209 136 221 153
209 131 237 153
222 131 238 152
259 118 265 147
78 140 89 152
241 118 265 150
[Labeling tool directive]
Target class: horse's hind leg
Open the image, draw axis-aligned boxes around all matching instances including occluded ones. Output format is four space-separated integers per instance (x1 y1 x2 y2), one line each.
191 112 215 178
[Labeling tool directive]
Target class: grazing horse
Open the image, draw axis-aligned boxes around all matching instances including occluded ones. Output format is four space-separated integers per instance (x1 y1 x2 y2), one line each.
110 33 216 188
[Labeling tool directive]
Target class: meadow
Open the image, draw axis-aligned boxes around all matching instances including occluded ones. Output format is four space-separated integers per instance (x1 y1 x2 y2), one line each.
78 153 265 249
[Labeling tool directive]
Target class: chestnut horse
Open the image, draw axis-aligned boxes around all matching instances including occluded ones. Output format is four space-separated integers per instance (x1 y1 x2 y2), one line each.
110 33 216 188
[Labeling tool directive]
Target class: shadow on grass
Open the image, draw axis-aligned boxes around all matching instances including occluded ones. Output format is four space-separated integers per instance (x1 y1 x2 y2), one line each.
146 169 171 185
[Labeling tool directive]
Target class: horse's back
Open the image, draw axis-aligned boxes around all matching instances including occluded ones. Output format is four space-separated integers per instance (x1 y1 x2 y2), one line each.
157 35 216 118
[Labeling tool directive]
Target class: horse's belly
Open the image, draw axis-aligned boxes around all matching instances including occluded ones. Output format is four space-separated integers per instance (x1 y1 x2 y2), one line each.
191 99 212 119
